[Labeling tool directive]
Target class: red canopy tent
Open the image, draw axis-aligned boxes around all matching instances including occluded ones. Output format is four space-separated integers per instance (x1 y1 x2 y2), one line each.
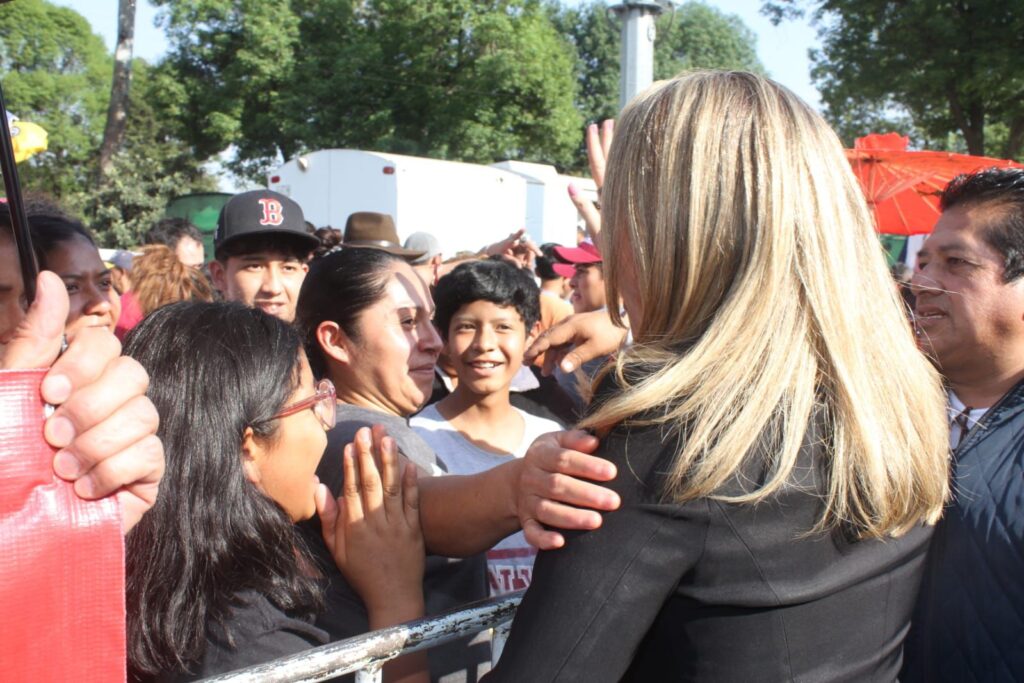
845 133 1024 235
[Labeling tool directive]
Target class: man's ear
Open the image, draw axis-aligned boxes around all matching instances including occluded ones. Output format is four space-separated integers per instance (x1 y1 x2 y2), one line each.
240 426 264 486
525 321 542 348
317 320 353 366
208 259 227 293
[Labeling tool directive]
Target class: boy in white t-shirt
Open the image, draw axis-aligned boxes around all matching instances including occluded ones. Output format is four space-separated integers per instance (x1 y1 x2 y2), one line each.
411 257 564 595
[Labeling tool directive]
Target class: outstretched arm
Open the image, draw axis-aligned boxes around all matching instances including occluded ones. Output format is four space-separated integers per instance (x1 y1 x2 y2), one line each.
567 120 614 242
416 430 621 556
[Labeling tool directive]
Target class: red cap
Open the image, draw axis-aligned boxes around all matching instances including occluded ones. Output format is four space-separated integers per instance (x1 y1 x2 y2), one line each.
552 240 602 278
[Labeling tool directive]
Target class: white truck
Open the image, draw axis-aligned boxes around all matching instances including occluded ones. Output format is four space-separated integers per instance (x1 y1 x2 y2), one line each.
267 149 596 255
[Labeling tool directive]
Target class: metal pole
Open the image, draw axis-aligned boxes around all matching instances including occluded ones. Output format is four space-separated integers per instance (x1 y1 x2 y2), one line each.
354 665 382 683
200 591 524 683
0 82 39 303
609 1 666 111
491 622 511 667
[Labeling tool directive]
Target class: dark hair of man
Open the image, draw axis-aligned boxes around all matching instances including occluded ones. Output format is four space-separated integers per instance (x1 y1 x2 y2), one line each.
941 167 1024 282
27 213 97 269
295 247 406 378
215 232 312 263
122 301 321 677
23 192 68 217
432 256 541 342
313 226 342 258
144 217 203 250
535 243 565 282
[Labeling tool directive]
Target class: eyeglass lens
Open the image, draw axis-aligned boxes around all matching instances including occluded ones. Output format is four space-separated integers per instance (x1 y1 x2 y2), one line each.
314 380 337 430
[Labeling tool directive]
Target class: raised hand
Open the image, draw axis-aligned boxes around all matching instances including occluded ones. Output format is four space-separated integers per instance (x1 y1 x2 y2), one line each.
567 119 615 242
2 271 164 535
481 228 543 269
525 310 628 377
316 425 425 626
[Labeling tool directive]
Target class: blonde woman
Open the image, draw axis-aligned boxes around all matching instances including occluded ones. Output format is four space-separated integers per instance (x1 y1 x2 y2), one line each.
486 71 949 681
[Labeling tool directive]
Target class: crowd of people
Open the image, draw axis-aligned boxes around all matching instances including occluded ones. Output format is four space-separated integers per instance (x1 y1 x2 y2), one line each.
1 69 1022 682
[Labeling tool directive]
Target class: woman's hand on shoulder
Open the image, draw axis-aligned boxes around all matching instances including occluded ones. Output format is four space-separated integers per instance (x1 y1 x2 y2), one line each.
316 424 426 626
515 430 621 550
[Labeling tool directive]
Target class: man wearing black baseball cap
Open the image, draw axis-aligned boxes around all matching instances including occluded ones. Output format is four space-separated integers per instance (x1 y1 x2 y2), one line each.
209 189 319 323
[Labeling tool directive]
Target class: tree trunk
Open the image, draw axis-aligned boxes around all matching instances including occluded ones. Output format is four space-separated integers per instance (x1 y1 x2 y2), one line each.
1003 115 1024 161
946 81 985 156
98 0 136 181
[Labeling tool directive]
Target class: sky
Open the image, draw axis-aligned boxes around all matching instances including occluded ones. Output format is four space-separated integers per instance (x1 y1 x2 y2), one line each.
56 0 823 107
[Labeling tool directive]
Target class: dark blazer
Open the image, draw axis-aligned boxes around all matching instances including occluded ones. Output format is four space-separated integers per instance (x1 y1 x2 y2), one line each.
486 409 934 682
902 379 1024 682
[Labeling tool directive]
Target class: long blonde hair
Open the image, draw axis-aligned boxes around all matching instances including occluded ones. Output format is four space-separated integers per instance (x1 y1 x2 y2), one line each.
583 71 948 538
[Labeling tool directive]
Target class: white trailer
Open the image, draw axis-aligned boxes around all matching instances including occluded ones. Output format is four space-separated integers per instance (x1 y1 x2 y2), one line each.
268 149 595 256
489 160 597 248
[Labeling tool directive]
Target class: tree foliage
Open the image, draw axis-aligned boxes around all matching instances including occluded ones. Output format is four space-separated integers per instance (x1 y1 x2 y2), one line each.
0 0 215 247
98 0 138 179
152 0 301 166
0 0 112 197
763 0 1024 158
82 62 219 248
1 0 772 242
157 0 583 180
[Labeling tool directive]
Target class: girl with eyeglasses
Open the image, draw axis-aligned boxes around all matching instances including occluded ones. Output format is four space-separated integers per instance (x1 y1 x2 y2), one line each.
122 301 427 681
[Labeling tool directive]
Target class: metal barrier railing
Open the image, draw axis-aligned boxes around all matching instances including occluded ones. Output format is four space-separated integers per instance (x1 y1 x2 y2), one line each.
200 591 524 683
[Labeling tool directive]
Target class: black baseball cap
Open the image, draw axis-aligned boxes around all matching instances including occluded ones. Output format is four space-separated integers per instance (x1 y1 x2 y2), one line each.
214 190 319 255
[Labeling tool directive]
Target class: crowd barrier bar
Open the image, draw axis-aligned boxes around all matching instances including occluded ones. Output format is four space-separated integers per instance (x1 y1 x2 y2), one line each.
200 591 524 683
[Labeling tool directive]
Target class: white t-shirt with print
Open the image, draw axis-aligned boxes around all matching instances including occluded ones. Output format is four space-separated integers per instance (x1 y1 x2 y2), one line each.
410 404 563 595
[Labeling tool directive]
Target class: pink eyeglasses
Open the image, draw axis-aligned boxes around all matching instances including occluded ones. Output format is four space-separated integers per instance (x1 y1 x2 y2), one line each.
260 378 336 431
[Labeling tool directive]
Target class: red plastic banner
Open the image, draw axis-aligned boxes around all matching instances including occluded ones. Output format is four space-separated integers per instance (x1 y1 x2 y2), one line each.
0 369 125 681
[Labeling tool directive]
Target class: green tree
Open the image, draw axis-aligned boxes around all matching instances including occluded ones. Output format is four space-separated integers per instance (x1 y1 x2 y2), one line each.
98 0 137 179
549 1 620 126
551 1 766 170
79 61 218 248
655 2 765 79
153 0 301 169
0 0 216 246
0 0 111 199
158 0 582 180
763 0 1024 158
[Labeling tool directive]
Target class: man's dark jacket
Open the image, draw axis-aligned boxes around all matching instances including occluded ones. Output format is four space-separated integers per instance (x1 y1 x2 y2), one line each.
902 379 1024 682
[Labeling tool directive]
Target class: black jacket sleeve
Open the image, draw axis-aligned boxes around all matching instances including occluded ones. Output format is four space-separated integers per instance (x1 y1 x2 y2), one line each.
485 425 710 682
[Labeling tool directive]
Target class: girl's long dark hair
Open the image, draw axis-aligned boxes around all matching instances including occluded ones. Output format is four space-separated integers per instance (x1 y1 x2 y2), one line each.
123 301 322 677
